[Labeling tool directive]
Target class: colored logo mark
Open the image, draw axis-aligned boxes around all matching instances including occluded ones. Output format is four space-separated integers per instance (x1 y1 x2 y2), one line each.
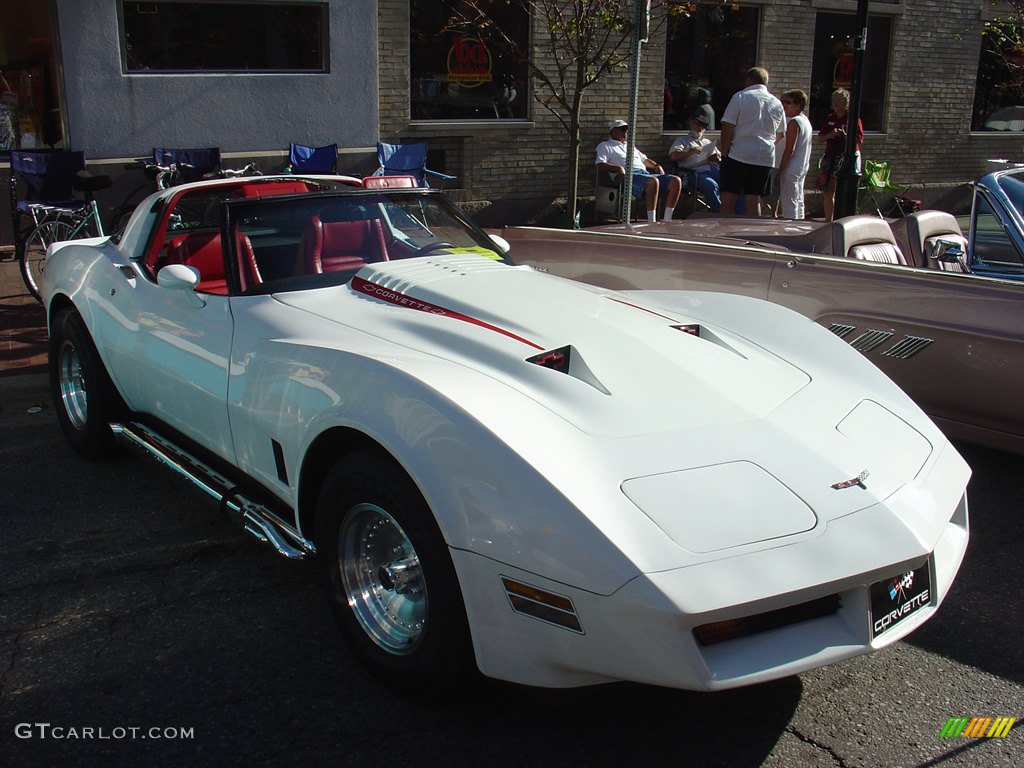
939 717 1016 739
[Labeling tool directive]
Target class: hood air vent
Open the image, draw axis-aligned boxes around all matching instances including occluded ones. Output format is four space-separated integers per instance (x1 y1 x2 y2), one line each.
527 345 610 395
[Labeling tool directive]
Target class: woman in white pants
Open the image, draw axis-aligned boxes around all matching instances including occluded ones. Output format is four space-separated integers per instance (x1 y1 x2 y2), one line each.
776 89 812 219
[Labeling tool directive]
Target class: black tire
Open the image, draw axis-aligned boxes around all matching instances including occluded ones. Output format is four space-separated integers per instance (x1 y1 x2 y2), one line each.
22 219 75 302
49 308 125 458
315 453 476 695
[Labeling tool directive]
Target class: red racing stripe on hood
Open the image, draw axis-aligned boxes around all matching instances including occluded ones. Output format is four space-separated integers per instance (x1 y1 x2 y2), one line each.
351 275 544 350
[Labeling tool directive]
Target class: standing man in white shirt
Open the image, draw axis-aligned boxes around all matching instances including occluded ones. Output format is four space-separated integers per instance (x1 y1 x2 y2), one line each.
596 119 682 223
718 67 785 217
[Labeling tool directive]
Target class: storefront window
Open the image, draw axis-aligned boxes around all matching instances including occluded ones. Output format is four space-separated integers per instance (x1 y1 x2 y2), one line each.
809 13 892 132
120 1 327 73
1 3 61 151
663 3 760 131
409 0 529 121
971 15 1024 132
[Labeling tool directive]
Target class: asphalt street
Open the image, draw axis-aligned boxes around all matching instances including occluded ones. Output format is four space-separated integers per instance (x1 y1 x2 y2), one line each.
1 371 1022 768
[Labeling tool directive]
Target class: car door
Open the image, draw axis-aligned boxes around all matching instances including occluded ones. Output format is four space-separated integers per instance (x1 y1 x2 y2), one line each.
968 186 1024 280
98 191 236 460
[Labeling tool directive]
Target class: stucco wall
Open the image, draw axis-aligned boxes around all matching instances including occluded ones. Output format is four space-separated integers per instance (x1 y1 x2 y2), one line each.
56 0 379 158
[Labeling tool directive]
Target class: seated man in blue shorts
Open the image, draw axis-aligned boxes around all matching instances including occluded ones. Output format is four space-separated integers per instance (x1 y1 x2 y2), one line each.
596 119 682 223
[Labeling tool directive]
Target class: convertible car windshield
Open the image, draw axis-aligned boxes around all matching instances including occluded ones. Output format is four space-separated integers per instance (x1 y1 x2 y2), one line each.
997 172 1024 220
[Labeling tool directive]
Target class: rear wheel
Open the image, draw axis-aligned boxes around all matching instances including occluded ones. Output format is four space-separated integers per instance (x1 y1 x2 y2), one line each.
315 453 475 695
49 308 124 457
22 219 75 301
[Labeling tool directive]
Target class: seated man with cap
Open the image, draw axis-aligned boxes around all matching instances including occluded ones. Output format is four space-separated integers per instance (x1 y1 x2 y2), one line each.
668 105 722 213
596 118 682 223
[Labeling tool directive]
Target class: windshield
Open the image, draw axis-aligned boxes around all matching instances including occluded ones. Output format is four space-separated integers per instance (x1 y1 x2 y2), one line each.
227 190 509 293
996 171 1024 220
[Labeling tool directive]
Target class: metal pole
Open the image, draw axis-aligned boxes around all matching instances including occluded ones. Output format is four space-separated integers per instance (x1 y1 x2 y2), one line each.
621 0 648 224
834 0 869 218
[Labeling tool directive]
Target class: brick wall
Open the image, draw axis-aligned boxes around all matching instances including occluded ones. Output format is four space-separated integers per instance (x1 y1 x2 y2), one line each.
382 0 1018 219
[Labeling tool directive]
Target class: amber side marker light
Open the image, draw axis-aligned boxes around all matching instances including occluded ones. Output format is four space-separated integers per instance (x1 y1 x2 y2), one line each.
502 577 583 633
694 594 840 646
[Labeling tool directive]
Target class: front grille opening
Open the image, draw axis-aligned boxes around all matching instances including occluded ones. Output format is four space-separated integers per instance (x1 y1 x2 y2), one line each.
693 594 841 646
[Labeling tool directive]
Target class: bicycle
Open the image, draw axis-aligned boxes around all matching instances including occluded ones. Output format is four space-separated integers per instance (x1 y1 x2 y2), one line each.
20 172 110 302
112 160 263 236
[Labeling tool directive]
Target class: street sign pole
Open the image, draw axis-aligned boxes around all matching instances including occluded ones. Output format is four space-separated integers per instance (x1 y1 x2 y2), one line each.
834 0 869 218
621 0 649 225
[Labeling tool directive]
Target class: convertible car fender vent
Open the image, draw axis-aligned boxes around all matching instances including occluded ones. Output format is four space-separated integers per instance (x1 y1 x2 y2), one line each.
881 335 934 359
849 329 894 352
672 323 701 337
502 578 583 634
693 593 841 647
828 323 857 339
526 345 610 395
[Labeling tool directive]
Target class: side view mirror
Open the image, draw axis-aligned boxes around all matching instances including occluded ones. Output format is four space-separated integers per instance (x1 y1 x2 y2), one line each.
157 264 206 307
489 234 511 254
929 238 965 264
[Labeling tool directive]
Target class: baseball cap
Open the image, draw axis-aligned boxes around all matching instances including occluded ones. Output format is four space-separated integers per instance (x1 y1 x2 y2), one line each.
691 104 714 127
608 119 629 131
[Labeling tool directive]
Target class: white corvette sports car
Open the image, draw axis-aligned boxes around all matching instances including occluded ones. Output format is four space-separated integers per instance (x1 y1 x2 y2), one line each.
40 175 970 693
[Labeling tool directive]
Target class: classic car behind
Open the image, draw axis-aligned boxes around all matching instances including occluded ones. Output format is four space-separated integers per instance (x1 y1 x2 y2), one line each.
508 198 1024 455
40 176 969 694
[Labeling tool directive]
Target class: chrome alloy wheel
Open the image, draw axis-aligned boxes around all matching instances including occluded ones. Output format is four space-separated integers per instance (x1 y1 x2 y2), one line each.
339 503 427 655
57 339 88 430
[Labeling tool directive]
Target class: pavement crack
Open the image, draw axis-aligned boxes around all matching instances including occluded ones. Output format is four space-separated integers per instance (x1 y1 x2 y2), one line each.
785 724 847 768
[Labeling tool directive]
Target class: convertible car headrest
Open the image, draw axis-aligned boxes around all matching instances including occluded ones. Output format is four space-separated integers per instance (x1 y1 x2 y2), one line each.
893 211 967 270
832 216 907 265
303 217 388 274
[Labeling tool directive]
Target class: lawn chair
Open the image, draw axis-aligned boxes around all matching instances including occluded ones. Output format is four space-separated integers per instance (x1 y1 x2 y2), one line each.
151 147 222 183
860 160 920 218
286 142 338 175
8 150 109 259
373 142 456 188
594 167 643 222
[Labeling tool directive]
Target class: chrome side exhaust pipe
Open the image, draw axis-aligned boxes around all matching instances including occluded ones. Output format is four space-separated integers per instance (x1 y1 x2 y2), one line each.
110 422 315 560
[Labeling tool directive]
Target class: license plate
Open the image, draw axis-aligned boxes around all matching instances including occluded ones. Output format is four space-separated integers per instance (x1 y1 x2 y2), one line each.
870 561 932 639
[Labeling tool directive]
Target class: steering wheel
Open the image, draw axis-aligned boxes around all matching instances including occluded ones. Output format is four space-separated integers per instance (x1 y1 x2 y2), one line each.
412 241 455 257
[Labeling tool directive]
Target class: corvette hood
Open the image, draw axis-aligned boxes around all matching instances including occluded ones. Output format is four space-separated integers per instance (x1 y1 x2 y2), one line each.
274 254 811 436
272 254 942 546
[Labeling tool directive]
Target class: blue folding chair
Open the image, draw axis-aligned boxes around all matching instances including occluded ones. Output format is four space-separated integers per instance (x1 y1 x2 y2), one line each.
374 142 456 188
151 147 222 183
286 142 338 174
9 151 88 255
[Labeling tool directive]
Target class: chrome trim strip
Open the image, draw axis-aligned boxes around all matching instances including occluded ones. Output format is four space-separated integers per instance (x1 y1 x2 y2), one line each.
827 322 857 339
882 335 934 359
849 329 894 352
110 422 316 560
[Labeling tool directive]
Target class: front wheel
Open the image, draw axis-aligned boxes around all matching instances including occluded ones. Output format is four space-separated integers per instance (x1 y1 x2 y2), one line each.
22 219 75 302
49 309 124 457
315 453 476 695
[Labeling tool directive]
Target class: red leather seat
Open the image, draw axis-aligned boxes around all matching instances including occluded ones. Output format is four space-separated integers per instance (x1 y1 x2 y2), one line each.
163 232 262 294
166 232 228 294
303 216 388 274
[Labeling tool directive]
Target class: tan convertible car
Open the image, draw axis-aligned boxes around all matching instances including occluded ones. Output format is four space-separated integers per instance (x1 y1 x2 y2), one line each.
506 203 1024 454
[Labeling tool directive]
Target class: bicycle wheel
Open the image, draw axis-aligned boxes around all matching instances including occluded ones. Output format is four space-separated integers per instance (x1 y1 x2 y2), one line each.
21 219 75 302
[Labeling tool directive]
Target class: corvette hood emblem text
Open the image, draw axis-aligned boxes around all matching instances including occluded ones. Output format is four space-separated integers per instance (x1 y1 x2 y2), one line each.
831 470 870 490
